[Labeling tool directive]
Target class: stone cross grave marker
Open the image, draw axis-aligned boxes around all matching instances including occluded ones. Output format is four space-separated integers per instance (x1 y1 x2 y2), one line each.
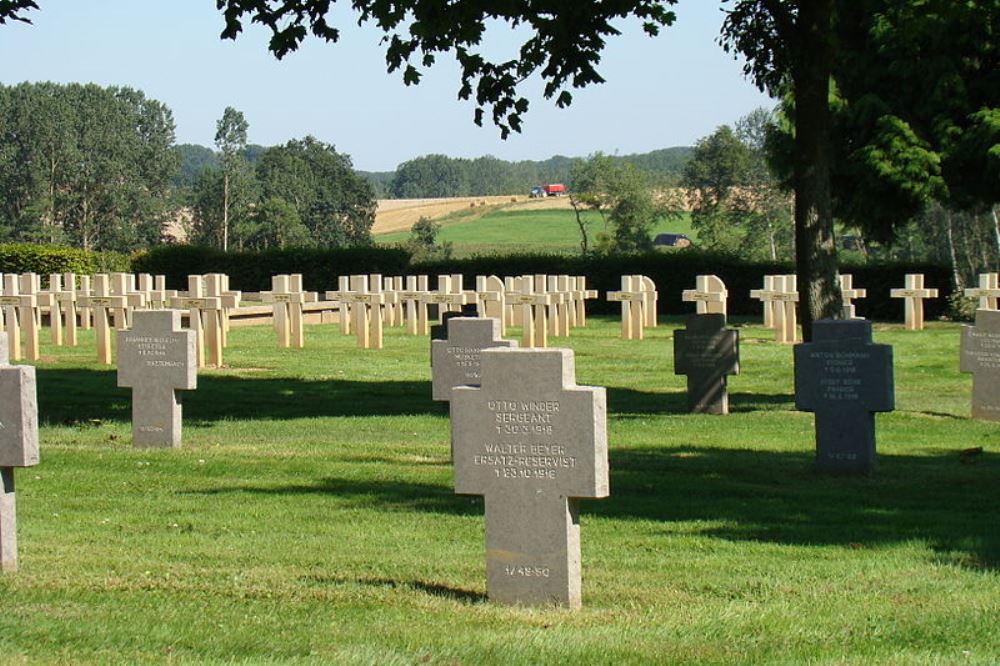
327 275 386 349
682 274 727 316
44 274 65 346
607 275 646 341
638 275 658 328
117 310 197 448
839 273 867 319
750 275 777 329
170 275 224 368
110 272 147 330
77 273 122 364
964 272 1000 311
422 276 471 325
794 319 894 475
204 273 240 347
77 274 93 330
673 313 740 414
960 309 1000 421
572 276 598 327
51 273 79 347
451 347 609 608
546 275 571 338
890 273 938 331
505 276 552 348
27 274 56 349
398 275 430 336
263 274 312 348
136 274 175 310
431 316 516 401
476 275 507 335
0 331 40 572
0 274 39 361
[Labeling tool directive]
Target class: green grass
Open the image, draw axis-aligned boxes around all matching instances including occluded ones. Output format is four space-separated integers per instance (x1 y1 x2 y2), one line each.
2 317 998 664
376 207 695 256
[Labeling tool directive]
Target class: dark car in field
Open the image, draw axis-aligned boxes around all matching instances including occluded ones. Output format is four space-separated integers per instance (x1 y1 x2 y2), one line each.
653 233 692 248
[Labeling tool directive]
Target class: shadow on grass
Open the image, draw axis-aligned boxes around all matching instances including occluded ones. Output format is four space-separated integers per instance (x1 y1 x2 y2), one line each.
185 446 999 571
184 476 482 517
604 445 1000 571
36 367 444 424
300 575 485 603
607 386 794 415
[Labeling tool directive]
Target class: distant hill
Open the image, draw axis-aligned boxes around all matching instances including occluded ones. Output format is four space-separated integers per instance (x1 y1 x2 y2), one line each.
358 146 693 199
170 143 693 198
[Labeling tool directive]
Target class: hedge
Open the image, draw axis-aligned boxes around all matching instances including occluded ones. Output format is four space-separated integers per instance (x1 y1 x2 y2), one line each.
0 243 954 323
132 245 412 292
413 251 953 322
0 244 130 284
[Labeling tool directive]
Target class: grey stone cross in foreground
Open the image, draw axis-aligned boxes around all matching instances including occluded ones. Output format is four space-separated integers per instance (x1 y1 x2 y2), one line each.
794 319 894 475
451 348 609 608
0 332 40 572
117 310 197 448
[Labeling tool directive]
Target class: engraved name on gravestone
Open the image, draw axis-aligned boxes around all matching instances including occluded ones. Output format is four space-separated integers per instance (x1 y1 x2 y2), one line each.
960 309 1000 421
794 320 894 475
451 348 609 608
431 317 516 401
117 310 197 448
673 314 740 414
0 331 40 572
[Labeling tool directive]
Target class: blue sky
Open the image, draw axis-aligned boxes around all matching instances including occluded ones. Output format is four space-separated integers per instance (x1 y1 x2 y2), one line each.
0 1 773 171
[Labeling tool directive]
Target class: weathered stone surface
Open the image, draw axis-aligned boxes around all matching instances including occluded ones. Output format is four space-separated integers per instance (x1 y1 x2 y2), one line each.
451 348 608 608
431 317 516 401
960 309 1000 421
430 303 479 341
0 338 39 573
673 314 739 414
117 310 197 448
794 320 894 475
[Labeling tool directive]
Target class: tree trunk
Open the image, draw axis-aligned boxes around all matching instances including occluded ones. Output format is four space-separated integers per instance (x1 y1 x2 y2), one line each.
992 205 1000 271
945 210 964 290
792 0 841 341
570 200 589 255
222 172 230 252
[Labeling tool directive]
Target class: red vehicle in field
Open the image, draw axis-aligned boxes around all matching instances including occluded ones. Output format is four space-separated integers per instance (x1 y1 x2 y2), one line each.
529 183 566 198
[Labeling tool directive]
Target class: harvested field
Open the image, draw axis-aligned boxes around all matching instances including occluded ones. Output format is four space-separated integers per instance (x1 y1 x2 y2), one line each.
373 195 573 234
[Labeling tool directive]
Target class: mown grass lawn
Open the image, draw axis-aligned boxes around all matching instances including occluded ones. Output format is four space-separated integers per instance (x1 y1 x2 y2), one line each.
376 208 695 257
2 316 998 664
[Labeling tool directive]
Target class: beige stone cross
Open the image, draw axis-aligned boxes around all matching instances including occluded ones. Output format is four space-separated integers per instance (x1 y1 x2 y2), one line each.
505 276 552 348
546 275 572 338
750 275 778 329
204 273 240 347
964 272 999 311
136 274 175 310
890 273 939 331
77 275 93 331
421 276 471 327
0 275 39 361
839 273 867 320
170 275 224 368
682 274 727 316
396 275 430 336
607 275 646 341
380 276 404 327
77 274 128 364
326 275 386 349
49 273 79 347
0 335 40 573
638 275 658 327
771 274 799 343
262 274 314 348
571 276 599 327
476 275 507 335
110 273 147 330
